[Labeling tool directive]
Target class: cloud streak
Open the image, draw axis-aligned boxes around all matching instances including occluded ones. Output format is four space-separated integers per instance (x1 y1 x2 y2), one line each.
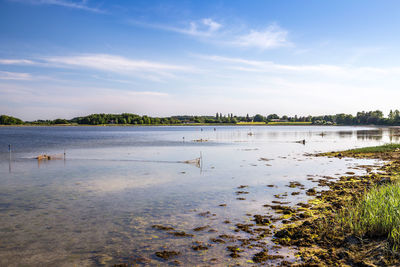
0 54 193 81
0 71 32 80
0 59 35 65
130 19 290 49
129 18 222 37
10 0 105 13
43 54 190 73
196 54 400 77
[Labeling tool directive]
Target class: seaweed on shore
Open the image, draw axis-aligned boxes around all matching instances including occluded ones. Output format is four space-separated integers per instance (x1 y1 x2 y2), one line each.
270 147 400 266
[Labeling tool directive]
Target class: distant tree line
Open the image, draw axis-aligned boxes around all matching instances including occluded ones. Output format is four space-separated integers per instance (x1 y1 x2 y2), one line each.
0 115 23 125
1 110 400 126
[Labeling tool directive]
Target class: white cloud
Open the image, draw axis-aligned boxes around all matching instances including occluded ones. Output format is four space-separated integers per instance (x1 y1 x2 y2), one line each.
43 54 189 72
201 18 222 32
129 18 222 37
0 54 193 81
130 19 290 50
234 24 291 49
0 59 35 65
11 0 104 13
0 71 32 80
196 54 400 78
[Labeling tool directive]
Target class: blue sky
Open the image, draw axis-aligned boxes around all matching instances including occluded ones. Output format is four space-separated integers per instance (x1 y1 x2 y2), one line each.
1 0 400 120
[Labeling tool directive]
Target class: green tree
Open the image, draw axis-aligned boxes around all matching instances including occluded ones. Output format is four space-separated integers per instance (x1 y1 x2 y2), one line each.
253 114 265 122
0 115 24 125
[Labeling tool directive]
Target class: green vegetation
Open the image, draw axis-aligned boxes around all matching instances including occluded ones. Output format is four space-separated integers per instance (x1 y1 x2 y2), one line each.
272 145 400 265
2 109 400 126
341 182 400 249
0 115 23 125
345 143 400 153
267 121 312 125
236 121 266 125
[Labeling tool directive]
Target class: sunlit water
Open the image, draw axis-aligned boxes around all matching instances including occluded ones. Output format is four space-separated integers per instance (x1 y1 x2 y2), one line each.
0 126 399 266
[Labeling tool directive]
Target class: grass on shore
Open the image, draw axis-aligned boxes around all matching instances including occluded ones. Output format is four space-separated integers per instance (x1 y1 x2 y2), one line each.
267 121 312 125
236 122 266 125
345 143 400 154
340 181 400 250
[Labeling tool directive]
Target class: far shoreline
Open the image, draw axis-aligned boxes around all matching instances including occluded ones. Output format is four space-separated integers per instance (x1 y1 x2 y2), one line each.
0 123 392 127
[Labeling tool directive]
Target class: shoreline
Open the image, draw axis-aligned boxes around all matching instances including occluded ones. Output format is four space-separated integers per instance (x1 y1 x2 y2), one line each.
143 144 400 266
267 145 400 265
0 123 388 127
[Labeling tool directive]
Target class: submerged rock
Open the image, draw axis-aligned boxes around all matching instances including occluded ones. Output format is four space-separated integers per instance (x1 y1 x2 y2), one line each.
155 250 180 260
253 215 271 225
169 231 194 237
152 225 174 231
252 249 284 263
193 225 209 231
306 188 317 196
191 241 209 251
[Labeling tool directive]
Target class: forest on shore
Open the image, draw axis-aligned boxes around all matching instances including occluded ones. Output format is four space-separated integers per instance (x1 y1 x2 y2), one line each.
1 110 400 126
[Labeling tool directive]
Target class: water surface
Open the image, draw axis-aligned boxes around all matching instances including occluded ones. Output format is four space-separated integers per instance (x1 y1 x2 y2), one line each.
0 126 398 266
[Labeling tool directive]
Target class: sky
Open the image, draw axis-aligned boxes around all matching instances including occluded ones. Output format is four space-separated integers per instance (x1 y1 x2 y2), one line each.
1 0 400 120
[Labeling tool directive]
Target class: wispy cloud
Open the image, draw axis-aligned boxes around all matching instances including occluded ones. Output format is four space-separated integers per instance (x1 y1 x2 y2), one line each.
233 24 291 49
195 54 400 77
43 54 189 72
0 59 35 65
0 71 32 80
195 54 340 73
10 0 105 13
129 18 222 37
130 19 290 50
0 54 193 81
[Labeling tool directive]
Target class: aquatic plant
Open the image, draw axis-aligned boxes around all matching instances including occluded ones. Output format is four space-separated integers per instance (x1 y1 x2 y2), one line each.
342 181 400 249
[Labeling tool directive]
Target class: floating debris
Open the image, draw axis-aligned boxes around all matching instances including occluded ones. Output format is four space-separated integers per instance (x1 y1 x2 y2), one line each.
36 154 63 160
192 139 208 142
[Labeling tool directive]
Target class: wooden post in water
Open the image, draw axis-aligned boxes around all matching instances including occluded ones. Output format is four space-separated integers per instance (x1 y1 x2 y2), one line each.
8 144 11 173
63 149 66 166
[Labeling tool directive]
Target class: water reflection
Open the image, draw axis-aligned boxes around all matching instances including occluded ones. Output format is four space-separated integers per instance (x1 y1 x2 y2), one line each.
356 129 383 140
336 131 353 138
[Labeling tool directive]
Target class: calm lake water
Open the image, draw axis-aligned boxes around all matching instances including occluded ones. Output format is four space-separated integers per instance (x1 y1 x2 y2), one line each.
0 125 398 266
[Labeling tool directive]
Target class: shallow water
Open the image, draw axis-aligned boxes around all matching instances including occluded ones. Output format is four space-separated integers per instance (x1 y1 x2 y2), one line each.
0 125 399 266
